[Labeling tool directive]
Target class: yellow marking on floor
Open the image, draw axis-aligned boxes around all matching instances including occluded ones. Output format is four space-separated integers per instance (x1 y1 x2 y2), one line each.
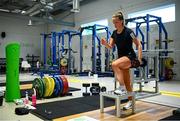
68 79 81 83
160 91 180 96
161 93 180 98
160 91 180 98
68 79 90 83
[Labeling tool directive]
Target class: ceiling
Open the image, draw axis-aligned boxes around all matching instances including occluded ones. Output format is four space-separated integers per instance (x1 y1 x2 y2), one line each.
0 0 96 26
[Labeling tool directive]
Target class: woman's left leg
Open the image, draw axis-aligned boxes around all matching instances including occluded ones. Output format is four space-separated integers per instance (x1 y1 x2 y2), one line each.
123 69 132 100
122 65 134 110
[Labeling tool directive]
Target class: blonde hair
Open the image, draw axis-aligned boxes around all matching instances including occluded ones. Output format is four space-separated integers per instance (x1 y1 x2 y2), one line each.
112 11 124 20
112 11 125 26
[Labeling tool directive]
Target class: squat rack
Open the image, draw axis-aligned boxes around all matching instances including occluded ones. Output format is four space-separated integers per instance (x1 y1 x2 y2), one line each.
42 32 59 70
59 30 82 74
125 14 168 80
41 30 82 75
80 24 112 74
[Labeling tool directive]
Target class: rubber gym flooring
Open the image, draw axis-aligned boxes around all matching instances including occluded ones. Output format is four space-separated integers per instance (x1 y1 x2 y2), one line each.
31 95 120 120
0 73 180 120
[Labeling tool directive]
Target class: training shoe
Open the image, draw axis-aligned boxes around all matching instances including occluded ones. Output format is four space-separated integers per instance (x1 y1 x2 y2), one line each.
114 88 127 95
123 101 132 110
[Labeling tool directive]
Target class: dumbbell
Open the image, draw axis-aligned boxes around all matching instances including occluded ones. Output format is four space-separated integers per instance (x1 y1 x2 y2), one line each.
131 58 147 68
90 83 107 95
173 108 180 116
140 58 147 67
90 83 100 95
90 86 100 95
82 83 90 96
101 86 107 92
92 83 99 87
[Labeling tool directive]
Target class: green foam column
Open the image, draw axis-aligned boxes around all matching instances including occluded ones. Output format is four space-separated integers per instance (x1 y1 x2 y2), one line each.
5 43 20 102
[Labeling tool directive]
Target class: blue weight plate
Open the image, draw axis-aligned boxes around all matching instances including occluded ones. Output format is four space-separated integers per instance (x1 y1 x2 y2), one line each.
56 76 63 95
53 77 60 97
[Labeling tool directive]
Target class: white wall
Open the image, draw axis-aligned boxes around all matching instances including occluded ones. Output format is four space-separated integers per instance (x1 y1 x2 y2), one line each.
74 0 180 80
0 14 48 60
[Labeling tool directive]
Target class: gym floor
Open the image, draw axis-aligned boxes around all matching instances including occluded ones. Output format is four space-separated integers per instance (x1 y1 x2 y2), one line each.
0 73 179 120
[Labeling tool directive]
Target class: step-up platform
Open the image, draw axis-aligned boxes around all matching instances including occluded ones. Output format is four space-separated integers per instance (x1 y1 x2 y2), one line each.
100 91 135 117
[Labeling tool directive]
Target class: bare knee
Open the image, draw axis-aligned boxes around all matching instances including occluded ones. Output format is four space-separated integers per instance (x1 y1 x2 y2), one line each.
111 61 118 70
112 61 124 70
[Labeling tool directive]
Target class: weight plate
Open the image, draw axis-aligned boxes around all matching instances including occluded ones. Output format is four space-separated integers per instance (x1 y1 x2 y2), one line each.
60 76 69 95
60 58 68 66
48 77 55 97
165 57 174 68
32 78 44 98
38 78 45 98
57 76 64 95
52 77 60 97
60 66 68 75
43 77 52 97
41 78 46 98
55 77 62 96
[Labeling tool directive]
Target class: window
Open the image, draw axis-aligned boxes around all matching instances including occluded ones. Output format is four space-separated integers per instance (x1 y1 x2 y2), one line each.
127 4 175 28
81 19 108 35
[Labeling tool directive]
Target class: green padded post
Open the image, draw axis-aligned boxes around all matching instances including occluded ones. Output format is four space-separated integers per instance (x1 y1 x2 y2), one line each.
5 43 21 102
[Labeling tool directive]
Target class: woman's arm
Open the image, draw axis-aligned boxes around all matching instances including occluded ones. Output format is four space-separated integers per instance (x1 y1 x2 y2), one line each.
133 38 142 63
101 37 115 49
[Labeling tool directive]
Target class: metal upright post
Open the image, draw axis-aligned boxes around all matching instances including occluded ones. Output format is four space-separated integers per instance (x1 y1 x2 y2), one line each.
80 33 83 72
61 32 65 53
43 34 47 68
158 18 163 79
68 32 71 74
138 27 144 49
57 33 62 66
51 32 57 67
146 14 150 79
92 25 96 73
105 27 110 71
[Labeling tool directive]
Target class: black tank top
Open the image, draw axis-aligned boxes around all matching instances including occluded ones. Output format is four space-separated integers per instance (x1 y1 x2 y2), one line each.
111 27 136 58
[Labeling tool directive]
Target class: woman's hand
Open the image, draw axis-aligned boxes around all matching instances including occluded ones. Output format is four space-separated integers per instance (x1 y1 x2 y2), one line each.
138 58 142 65
101 38 107 45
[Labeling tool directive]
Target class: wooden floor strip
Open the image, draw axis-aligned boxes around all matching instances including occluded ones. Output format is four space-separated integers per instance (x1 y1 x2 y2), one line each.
53 101 176 121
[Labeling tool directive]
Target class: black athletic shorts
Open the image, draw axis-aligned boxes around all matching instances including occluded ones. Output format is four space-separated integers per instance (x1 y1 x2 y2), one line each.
119 52 140 68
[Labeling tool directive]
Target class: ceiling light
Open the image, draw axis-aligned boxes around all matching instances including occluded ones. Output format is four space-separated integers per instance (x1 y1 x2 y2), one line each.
21 10 26 14
71 0 80 13
28 20 33 26
0 9 10 12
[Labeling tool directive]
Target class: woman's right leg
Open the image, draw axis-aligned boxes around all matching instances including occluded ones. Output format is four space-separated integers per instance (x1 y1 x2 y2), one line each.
112 60 124 86
111 56 131 86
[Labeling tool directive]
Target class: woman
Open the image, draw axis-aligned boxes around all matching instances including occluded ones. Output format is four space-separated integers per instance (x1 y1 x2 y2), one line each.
101 11 142 110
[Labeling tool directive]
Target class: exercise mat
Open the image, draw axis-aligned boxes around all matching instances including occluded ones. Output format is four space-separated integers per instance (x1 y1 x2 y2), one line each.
31 95 127 120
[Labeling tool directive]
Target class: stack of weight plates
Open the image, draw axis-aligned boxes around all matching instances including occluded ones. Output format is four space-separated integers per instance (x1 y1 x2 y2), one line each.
32 76 69 98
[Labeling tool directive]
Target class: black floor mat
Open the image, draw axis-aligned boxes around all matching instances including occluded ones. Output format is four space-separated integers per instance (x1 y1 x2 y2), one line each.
31 95 127 120
159 115 180 120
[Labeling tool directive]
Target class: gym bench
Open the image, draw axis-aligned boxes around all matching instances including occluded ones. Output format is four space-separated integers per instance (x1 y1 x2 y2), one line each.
100 69 135 117
100 91 135 117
